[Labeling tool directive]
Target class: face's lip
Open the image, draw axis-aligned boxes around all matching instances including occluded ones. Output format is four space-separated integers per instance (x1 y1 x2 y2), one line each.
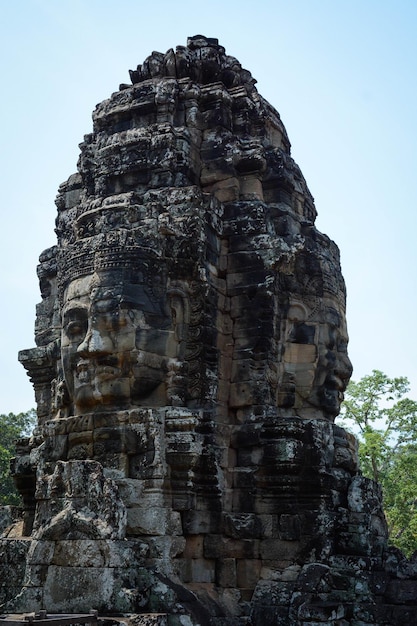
75 357 121 380
324 374 345 391
318 376 345 415
76 359 89 374
322 375 346 407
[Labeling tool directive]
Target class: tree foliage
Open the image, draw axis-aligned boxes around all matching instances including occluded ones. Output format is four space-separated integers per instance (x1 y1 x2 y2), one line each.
0 409 36 506
340 370 417 556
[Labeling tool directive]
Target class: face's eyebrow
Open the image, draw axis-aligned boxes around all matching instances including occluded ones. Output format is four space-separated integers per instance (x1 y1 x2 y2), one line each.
62 303 89 320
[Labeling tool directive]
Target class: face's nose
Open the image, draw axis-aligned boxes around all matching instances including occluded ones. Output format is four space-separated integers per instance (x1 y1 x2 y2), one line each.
336 352 353 389
76 321 114 356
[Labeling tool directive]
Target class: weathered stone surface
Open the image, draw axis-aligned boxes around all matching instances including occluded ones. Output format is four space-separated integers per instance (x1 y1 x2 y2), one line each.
0 538 30 606
1 34 416 624
0 506 21 534
32 460 127 541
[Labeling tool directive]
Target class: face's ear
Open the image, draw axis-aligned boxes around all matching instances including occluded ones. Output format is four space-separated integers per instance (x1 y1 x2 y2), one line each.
168 288 189 356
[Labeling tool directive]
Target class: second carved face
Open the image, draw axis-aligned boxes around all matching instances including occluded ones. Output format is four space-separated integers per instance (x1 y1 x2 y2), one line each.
277 296 353 420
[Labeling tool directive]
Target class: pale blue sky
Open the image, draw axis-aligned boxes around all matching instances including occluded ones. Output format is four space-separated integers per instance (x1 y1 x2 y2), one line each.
1 0 416 414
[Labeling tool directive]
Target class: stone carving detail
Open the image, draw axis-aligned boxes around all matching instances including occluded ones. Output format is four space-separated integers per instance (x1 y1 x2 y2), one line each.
2 35 417 625
32 460 126 540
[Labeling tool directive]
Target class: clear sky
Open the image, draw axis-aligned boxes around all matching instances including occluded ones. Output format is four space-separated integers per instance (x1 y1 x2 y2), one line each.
0 0 416 415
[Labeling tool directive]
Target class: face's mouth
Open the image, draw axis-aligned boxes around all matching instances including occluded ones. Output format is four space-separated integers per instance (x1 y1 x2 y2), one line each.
75 357 121 382
321 374 346 404
326 372 346 390
324 388 344 403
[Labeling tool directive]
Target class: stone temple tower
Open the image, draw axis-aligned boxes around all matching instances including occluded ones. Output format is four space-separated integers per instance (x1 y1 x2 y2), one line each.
1 35 417 626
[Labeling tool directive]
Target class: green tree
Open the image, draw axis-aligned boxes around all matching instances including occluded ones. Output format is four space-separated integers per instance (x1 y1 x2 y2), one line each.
339 370 417 556
0 409 36 505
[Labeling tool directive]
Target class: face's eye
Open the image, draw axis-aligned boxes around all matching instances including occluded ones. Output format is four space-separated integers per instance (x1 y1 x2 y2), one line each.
337 339 348 353
63 308 88 341
93 299 119 315
65 320 87 339
326 323 342 351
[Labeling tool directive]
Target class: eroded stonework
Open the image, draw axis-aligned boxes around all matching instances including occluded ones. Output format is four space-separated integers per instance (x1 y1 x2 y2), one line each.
1 35 417 625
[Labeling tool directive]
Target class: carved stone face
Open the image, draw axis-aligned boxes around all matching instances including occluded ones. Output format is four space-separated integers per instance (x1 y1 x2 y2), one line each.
308 302 352 419
61 270 180 414
278 296 352 420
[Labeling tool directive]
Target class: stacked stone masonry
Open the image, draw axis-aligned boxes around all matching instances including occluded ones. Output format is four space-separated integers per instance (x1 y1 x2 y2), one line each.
1 35 417 625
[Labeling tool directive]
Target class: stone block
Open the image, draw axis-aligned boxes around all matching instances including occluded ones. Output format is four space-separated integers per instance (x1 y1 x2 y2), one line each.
127 507 182 536
294 563 331 593
0 507 20 534
227 252 264 274
44 565 114 611
384 606 417 624
145 536 185 561
231 488 256 513
190 558 216 583
236 559 261 589
43 434 69 461
278 514 300 541
49 539 146 568
204 535 259 559
232 467 255 489
259 515 274 538
333 445 358 472
226 270 269 296
218 354 233 380
171 491 196 511
27 539 55 564
251 580 295 606
368 570 389 596
229 382 253 408
236 446 263 467
216 312 233 335
297 602 345 621
51 539 122 567
182 535 204 558
348 476 383 514
115 477 143 505
68 430 93 448
177 557 216 584
210 177 240 202
217 378 231 402
337 531 372 557
0 536 31 606
231 424 262 448
283 343 316 364
251 604 293 625
259 539 301 561
231 358 253 383
5 585 44 612
216 558 237 587
23 563 49 587
385 579 417 604
262 438 303 464
201 164 232 186
67 442 94 460
127 616 168 626
182 510 222 534
223 513 262 539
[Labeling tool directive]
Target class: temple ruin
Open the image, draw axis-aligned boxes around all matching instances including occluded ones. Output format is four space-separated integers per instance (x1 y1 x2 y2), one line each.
1 35 416 625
